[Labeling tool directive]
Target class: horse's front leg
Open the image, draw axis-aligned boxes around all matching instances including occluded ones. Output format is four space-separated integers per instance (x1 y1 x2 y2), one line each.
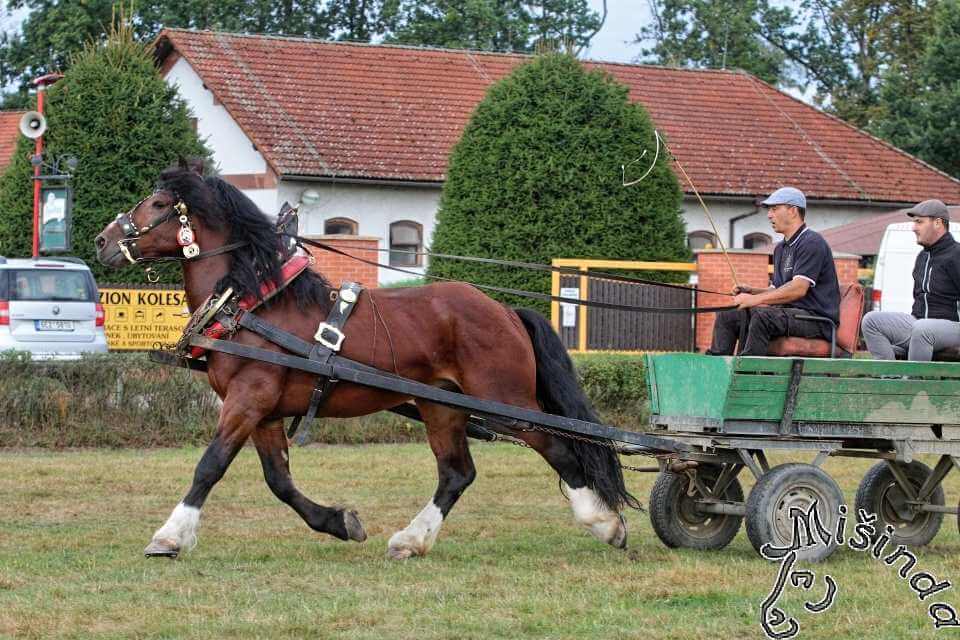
250 419 366 542
144 375 274 559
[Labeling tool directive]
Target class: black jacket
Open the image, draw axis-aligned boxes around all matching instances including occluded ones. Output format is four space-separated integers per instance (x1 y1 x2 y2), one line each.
912 232 960 321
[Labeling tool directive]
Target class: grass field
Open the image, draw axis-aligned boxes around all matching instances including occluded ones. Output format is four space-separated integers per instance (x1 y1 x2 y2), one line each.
2 443 959 639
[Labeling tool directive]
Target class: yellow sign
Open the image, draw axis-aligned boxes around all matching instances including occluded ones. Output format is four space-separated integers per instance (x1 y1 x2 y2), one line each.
98 288 190 350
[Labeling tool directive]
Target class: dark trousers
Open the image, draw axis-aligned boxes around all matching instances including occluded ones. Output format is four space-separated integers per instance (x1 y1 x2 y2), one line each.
707 307 832 356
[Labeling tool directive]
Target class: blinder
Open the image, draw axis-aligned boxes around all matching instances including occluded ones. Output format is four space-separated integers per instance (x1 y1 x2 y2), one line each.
113 192 244 282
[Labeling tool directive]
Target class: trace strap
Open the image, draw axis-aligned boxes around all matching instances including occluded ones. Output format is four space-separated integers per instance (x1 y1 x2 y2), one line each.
295 240 733 297
286 235 737 315
286 281 364 441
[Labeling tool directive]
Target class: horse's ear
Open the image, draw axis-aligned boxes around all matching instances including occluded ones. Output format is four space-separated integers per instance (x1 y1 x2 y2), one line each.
177 157 204 176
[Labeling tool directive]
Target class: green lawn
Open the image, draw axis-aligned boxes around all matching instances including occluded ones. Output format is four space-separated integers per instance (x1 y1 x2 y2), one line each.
2 444 959 639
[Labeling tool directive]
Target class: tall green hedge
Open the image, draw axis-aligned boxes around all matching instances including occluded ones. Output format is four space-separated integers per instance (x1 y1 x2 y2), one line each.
428 52 689 312
0 24 206 284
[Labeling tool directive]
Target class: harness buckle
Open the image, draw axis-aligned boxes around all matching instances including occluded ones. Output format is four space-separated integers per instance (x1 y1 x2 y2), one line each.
314 322 345 351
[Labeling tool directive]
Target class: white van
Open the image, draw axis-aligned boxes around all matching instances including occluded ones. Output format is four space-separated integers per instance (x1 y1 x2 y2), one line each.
873 221 960 313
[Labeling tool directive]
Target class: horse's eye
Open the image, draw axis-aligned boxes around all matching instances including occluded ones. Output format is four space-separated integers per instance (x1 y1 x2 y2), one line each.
153 201 164 209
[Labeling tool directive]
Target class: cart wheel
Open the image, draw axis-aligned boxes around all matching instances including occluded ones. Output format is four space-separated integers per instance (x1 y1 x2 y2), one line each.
649 465 744 550
855 461 944 548
746 463 842 563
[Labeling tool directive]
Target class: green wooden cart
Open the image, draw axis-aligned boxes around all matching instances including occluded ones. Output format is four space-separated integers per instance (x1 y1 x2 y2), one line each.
641 353 960 561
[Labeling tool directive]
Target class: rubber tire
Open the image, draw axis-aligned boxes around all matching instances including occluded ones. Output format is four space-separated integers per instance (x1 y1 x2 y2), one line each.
854 461 944 548
649 465 744 550
746 463 843 563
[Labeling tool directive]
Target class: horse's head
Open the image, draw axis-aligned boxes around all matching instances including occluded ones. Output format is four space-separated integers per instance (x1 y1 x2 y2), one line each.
95 188 194 269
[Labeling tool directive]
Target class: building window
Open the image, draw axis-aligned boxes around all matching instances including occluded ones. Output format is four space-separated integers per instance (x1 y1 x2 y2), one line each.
687 231 717 250
389 221 422 266
324 217 358 235
743 232 773 251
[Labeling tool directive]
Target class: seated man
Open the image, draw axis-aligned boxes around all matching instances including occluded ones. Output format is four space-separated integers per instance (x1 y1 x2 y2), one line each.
707 187 840 356
861 199 960 360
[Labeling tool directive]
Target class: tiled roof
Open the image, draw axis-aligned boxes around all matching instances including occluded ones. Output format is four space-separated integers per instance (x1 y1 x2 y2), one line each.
155 30 960 204
821 206 960 256
0 111 26 172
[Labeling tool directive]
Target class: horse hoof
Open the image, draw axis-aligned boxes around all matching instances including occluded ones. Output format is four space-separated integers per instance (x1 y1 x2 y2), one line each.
386 544 416 560
611 514 628 550
343 510 367 543
144 538 180 559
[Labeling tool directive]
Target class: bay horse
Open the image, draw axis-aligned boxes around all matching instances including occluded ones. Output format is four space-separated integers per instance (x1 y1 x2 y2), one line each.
94 166 638 559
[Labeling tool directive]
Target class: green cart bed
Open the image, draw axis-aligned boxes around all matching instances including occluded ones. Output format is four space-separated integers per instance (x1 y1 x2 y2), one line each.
640 353 960 561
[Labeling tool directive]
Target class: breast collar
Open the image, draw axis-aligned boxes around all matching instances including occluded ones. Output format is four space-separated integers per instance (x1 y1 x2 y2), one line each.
179 254 313 359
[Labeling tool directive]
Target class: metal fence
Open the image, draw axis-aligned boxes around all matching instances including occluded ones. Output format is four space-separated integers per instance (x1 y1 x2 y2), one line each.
550 259 697 353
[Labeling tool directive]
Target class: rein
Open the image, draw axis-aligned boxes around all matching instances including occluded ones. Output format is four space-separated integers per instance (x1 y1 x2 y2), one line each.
292 241 733 297
286 234 737 315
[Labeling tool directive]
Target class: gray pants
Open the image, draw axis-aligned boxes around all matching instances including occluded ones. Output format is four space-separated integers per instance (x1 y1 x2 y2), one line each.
861 311 960 360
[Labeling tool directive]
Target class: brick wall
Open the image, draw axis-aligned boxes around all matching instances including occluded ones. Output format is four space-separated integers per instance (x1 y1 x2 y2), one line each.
695 251 769 352
834 254 859 285
303 235 379 288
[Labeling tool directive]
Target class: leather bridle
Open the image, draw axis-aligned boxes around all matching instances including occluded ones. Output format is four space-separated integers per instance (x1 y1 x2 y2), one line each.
114 192 247 282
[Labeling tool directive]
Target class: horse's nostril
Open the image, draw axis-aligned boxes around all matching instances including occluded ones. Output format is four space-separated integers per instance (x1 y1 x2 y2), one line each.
95 235 106 249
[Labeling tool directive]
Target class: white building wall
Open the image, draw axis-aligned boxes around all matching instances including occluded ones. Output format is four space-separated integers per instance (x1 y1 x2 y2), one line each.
277 180 441 284
164 58 277 213
681 197 900 252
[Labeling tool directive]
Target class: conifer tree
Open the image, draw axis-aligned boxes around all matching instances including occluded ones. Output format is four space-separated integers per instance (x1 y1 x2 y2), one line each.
428 52 688 312
0 20 207 283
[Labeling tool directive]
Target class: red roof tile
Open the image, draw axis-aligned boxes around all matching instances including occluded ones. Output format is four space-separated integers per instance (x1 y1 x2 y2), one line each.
0 111 26 172
156 30 960 204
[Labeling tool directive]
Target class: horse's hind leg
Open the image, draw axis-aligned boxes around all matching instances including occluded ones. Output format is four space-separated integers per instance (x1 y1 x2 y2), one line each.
250 419 366 542
387 400 475 560
518 430 628 548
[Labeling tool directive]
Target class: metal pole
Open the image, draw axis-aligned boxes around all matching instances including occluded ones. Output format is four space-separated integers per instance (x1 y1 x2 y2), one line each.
31 86 45 258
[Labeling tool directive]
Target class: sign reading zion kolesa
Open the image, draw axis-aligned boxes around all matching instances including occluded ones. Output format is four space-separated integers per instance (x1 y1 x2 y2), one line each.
98 288 190 350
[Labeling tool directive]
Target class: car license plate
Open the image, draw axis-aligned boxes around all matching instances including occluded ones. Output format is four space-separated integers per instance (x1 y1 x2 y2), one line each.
36 320 74 331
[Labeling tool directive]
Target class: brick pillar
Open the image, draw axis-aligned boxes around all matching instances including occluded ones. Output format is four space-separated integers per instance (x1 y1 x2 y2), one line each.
834 254 860 285
695 250 770 352
303 235 380 288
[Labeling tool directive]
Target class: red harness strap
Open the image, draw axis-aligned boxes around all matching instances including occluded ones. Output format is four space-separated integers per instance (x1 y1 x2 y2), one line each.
189 254 312 358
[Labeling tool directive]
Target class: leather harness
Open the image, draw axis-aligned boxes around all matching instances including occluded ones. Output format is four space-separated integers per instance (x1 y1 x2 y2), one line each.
176 255 363 441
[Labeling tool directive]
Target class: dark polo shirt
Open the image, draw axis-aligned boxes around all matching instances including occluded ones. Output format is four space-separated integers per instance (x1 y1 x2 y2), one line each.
772 225 841 324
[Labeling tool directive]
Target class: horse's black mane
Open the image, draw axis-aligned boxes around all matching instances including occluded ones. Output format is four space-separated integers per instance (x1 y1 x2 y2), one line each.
158 168 330 308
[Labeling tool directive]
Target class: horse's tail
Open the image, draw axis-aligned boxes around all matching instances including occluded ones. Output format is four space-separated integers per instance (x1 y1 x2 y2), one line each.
513 308 641 512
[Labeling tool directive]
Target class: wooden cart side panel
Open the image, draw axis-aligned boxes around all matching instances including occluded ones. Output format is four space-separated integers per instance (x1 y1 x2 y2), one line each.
644 354 660 416
643 353 733 420
800 359 960 378
793 391 960 423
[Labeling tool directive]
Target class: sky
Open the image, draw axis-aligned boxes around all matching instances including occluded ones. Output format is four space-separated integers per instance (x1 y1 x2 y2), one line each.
0 1 646 62
583 0 651 64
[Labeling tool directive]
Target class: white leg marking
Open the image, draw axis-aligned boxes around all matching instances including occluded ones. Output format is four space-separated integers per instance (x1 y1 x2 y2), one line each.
564 483 627 547
387 501 444 559
151 502 201 551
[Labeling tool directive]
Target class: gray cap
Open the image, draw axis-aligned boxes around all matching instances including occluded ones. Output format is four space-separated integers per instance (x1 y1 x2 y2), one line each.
906 199 949 222
762 186 807 210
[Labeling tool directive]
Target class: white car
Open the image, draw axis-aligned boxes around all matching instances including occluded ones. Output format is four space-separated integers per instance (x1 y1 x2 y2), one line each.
0 257 107 359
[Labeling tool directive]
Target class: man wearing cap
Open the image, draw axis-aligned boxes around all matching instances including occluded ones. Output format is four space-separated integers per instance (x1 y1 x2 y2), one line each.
707 187 841 356
861 199 960 360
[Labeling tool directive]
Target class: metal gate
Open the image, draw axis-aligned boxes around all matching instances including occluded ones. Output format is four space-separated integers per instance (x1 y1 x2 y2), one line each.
556 274 695 352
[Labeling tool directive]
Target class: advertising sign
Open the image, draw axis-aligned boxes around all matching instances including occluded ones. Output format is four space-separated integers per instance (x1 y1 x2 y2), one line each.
98 287 190 350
